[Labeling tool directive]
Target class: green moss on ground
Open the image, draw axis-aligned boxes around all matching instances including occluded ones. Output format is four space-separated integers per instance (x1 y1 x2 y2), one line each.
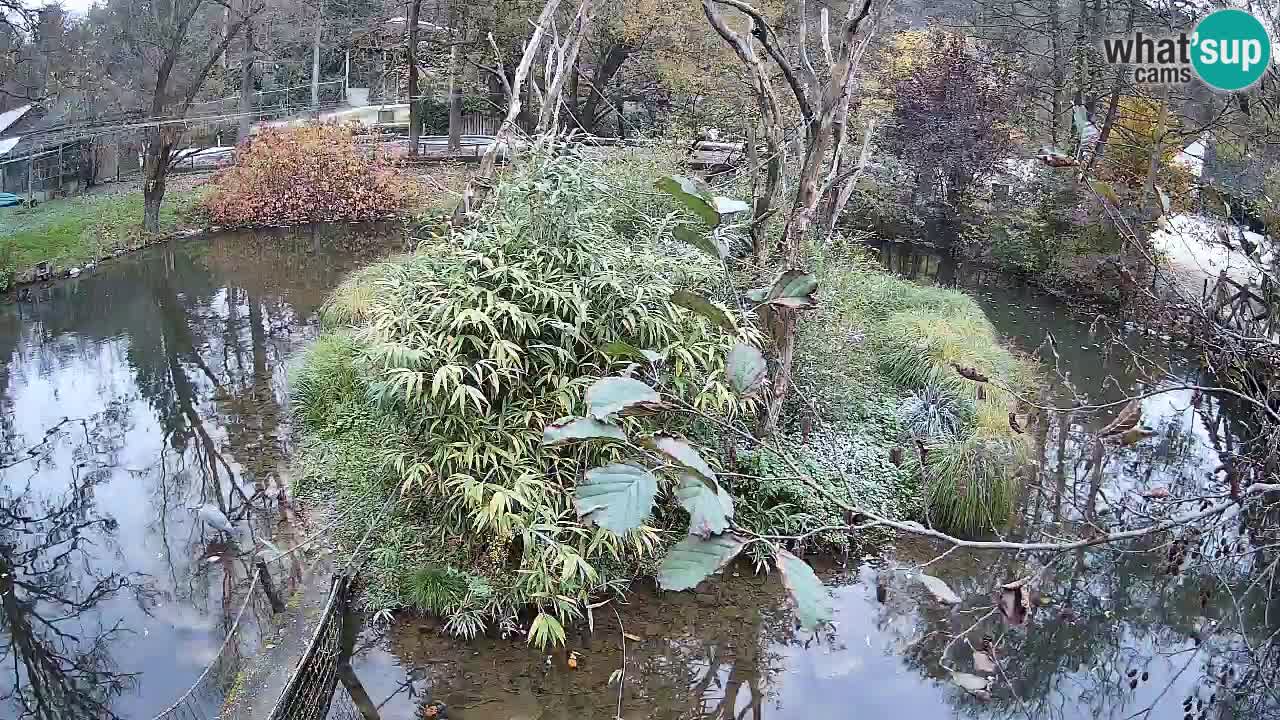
0 184 206 290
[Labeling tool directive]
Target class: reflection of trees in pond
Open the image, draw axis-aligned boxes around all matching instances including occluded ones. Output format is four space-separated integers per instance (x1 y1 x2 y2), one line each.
878 397 1280 720
0 443 145 719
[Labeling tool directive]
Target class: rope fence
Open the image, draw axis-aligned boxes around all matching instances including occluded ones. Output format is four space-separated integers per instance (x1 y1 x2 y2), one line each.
147 489 402 720
149 573 264 720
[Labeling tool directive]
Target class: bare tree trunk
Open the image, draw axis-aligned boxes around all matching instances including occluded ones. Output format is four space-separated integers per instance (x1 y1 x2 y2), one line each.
237 11 255 143
452 0 564 225
310 0 323 113
1046 0 1063 147
407 0 423 156
142 128 172 234
447 43 461 150
822 119 875 240
704 0 876 436
536 0 593 135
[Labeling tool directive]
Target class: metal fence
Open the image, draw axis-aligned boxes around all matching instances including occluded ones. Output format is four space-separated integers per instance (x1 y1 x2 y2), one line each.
267 575 376 720
187 81 348 124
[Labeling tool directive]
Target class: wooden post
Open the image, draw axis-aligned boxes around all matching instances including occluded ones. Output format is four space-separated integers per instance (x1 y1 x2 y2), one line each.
256 560 286 613
338 584 381 720
344 49 350 97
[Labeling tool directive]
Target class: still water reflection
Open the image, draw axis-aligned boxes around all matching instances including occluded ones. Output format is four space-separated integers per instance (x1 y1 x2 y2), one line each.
0 225 398 719
360 242 1277 720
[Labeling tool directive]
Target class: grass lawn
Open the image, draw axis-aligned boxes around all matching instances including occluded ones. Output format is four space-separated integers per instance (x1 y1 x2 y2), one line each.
0 181 207 289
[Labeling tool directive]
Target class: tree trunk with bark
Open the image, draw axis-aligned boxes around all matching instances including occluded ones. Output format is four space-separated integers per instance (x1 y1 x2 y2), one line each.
578 42 629 133
447 43 461 151
142 127 172 233
310 0 322 113
237 10 255 143
407 0 423 156
536 0 593 135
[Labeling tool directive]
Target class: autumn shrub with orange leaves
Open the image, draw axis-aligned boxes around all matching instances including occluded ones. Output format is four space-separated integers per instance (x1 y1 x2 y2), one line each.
204 124 417 226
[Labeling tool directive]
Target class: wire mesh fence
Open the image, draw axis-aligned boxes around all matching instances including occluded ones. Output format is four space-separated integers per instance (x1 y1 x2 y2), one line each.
267 576 352 720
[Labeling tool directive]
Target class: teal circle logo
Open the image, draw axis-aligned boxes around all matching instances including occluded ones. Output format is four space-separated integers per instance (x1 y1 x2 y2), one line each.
1191 9 1272 91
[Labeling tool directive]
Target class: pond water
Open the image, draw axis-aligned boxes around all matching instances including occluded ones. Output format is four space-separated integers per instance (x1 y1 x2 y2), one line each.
0 224 401 719
2 230 1273 720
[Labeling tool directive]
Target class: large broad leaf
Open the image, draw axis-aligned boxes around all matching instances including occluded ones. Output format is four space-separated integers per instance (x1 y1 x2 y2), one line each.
670 290 736 333
586 377 662 419
765 269 818 309
675 472 733 536
672 225 729 261
743 287 770 303
542 417 628 446
726 343 767 395
647 434 717 482
574 463 659 534
657 534 747 591
775 548 835 631
918 574 961 605
710 196 751 215
655 175 719 226
1089 179 1120 206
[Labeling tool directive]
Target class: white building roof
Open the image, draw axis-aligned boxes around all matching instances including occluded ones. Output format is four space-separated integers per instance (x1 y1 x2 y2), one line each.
0 136 20 157
0 104 33 135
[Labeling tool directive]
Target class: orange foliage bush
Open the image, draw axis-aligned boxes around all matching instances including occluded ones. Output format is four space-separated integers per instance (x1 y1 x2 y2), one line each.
204 124 416 226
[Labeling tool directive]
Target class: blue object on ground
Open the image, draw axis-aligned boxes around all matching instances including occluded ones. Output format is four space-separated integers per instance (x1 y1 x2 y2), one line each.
0 192 21 207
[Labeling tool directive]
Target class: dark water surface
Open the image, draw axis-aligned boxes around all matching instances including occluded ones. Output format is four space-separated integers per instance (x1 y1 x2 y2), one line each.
355 242 1275 720
0 224 400 719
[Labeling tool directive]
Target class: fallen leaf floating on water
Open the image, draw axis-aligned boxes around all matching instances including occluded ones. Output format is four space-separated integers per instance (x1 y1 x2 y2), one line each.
999 588 1027 625
1118 426 1156 446
1008 412 1023 434
998 578 1036 626
622 633 641 642
973 651 997 674
1098 398 1143 437
951 671 991 699
918 574 961 605
950 363 990 384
